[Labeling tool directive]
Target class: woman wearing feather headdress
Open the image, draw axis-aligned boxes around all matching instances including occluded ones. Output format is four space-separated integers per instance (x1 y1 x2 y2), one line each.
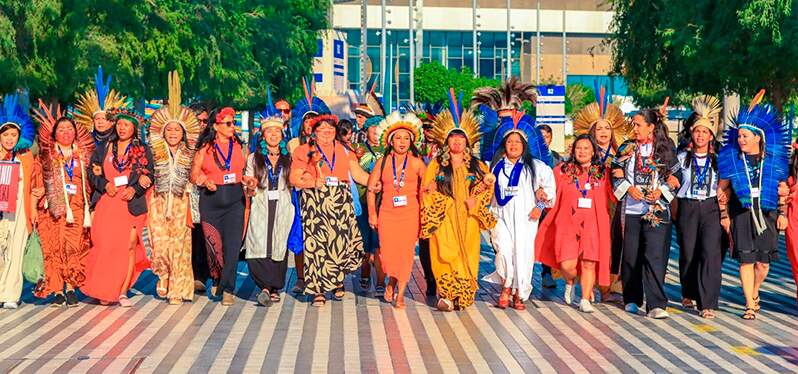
82 108 154 307
74 66 128 147
30 101 94 307
190 107 247 306
483 112 555 310
365 111 426 309
536 134 612 313
146 72 200 305
421 90 496 312
0 94 40 309
289 111 371 307
611 108 679 319
572 88 631 303
717 91 789 320
672 96 725 318
241 88 301 307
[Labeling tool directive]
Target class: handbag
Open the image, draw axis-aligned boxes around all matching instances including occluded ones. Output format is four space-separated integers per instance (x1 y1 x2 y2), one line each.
22 229 44 284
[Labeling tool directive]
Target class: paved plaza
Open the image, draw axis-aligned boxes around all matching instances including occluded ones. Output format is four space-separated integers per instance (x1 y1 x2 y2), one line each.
1 232 797 373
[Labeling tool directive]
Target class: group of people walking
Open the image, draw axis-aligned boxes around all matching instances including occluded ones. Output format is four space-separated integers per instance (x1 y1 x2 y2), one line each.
0 69 795 322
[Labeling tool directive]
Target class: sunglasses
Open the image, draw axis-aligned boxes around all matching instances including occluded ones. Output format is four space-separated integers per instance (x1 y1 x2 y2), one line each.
219 121 235 127
279 109 290 114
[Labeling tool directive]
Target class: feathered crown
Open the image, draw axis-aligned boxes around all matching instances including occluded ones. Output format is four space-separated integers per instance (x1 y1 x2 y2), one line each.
31 99 94 158
573 84 629 142
290 77 330 139
427 88 481 148
470 77 536 113
74 66 128 131
690 95 722 136
376 110 424 149
148 71 200 196
480 110 552 166
0 93 35 152
258 84 284 130
718 89 789 211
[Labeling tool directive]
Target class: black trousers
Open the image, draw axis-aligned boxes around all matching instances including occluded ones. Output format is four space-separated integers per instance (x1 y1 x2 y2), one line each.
191 225 210 282
676 198 724 310
622 214 671 312
418 238 436 291
200 185 246 296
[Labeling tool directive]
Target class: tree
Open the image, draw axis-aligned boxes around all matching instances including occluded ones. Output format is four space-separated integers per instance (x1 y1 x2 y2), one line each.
413 61 500 109
0 0 329 108
608 0 798 111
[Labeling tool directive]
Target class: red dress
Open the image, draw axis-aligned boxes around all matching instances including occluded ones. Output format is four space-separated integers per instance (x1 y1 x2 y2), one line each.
535 166 612 286
81 152 150 302
785 176 798 301
377 154 422 283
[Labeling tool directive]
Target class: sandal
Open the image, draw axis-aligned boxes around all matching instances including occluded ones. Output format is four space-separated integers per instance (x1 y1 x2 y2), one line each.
752 296 761 312
497 288 511 309
333 287 345 301
375 285 385 297
257 290 272 307
119 295 133 308
436 298 454 312
681 298 695 309
395 299 406 309
270 292 281 303
512 294 526 311
359 277 370 290
384 286 395 303
700 309 716 319
156 279 168 298
742 308 756 320
312 294 326 307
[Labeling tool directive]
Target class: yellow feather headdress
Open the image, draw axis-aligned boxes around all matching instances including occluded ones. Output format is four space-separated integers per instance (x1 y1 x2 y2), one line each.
74 66 128 132
147 71 200 198
572 85 629 143
690 95 722 136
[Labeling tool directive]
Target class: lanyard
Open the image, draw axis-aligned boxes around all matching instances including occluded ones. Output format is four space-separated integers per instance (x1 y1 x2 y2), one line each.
317 141 337 172
366 142 377 157
60 148 75 181
114 143 132 172
214 140 234 171
742 154 764 194
600 147 611 164
492 158 523 207
575 174 591 198
265 156 281 187
391 153 408 190
692 155 710 190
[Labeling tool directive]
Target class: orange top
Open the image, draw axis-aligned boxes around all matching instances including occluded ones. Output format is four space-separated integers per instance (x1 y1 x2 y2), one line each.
291 142 355 182
200 139 245 185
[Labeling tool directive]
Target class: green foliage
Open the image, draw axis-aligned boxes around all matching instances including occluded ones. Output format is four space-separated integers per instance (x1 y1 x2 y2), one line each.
413 61 500 109
608 0 798 110
0 0 329 108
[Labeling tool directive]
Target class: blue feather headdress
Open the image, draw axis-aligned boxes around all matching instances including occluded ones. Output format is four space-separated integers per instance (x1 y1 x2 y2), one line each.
718 90 789 211
480 110 551 166
289 77 330 139
0 93 36 152
258 84 284 130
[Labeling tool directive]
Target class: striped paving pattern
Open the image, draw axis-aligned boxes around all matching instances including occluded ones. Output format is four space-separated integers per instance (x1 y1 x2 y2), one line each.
1 233 798 373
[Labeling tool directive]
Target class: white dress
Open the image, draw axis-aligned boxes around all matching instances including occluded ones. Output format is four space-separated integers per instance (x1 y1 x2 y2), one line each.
243 154 295 261
484 158 555 301
0 164 28 303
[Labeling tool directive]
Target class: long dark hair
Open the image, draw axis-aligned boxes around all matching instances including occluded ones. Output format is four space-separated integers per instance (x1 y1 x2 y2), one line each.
109 115 143 147
489 131 536 187
252 134 290 189
197 107 244 149
336 118 354 151
589 120 618 151
435 130 486 197
635 109 675 176
561 134 601 174
678 112 719 169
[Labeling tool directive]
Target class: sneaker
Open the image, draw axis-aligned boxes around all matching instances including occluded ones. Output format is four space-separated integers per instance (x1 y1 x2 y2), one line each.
564 284 575 305
2 302 18 309
624 303 639 314
65 291 78 307
647 308 669 319
542 274 556 289
579 299 595 313
51 293 66 307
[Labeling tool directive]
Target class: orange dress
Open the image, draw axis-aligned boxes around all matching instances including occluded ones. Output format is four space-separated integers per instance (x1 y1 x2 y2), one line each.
377 154 422 283
81 152 150 302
